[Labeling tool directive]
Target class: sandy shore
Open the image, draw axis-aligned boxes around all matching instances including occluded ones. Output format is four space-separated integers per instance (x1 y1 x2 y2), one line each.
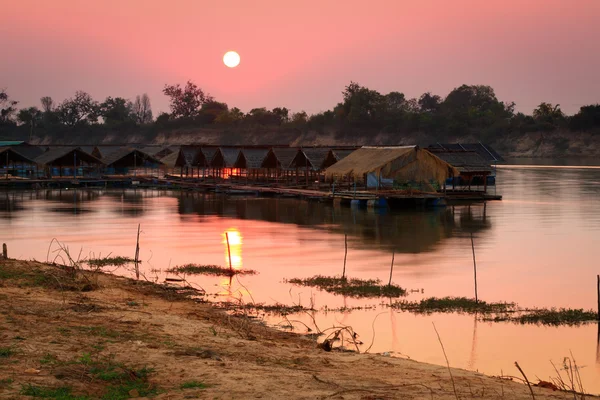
0 259 587 399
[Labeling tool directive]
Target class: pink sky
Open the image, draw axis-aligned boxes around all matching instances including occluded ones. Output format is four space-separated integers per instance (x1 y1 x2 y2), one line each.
2 0 599 115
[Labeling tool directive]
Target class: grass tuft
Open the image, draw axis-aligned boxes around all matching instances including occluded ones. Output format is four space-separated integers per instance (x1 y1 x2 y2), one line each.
167 264 257 277
0 347 14 358
501 308 598 326
392 297 515 314
86 257 136 268
20 384 90 399
288 275 406 298
180 380 207 389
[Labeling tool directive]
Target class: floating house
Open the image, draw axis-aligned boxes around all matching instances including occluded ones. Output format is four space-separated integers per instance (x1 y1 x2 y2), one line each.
426 148 494 191
324 146 458 191
34 147 104 177
234 148 270 181
101 147 163 175
0 147 38 178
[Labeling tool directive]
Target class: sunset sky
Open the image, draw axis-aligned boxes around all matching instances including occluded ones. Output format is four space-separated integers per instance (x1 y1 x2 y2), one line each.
2 0 599 116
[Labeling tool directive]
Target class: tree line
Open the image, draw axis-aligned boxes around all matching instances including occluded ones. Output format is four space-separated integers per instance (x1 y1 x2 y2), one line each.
1 81 599 142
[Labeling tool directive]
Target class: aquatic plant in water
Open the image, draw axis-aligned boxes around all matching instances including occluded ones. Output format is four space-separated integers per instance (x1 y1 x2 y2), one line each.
167 264 257 277
288 275 407 298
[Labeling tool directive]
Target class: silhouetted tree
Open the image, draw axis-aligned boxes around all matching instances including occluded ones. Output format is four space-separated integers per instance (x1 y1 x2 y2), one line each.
198 101 228 124
569 104 600 132
40 96 54 112
132 94 153 124
0 89 18 124
99 97 134 126
17 107 42 140
57 91 99 127
163 81 211 118
272 107 289 125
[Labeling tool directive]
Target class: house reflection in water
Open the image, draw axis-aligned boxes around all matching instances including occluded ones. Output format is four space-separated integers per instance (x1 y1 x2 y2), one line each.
176 193 492 255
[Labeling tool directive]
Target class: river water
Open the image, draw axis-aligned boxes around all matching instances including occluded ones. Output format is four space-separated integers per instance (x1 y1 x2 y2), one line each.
1 164 600 393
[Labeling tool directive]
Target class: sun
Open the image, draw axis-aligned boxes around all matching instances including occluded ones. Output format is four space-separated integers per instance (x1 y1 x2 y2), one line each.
223 51 240 68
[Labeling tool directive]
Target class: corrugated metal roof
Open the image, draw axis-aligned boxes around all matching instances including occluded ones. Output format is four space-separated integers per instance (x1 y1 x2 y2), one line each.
427 149 493 173
0 141 25 147
429 143 504 162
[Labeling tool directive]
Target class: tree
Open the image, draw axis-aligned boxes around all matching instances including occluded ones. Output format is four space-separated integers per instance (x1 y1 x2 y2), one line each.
533 102 564 122
340 81 385 127
215 107 244 124
56 91 99 127
291 111 308 125
418 92 442 113
132 94 153 124
442 84 515 135
198 101 228 124
17 107 42 126
163 81 211 119
40 96 54 112
0 89 18 124
99 97 134 126
155 112 171 127
246 108 278 125
17 107 42 140
569 104 600 131
272 107 289 125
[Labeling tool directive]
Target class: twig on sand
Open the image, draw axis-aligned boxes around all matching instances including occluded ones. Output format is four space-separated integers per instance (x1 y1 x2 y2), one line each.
515 361 535 399
432 322 459 400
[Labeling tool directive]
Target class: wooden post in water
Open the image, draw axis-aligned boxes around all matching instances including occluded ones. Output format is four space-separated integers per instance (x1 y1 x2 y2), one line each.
225 232 233 273
388 250 395 286
2 243 7 259
134 224 140 280
342 234 348 280
597 274 600 321
471 233 478 303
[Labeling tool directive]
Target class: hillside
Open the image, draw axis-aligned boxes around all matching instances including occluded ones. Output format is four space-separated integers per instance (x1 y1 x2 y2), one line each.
14 127 600 159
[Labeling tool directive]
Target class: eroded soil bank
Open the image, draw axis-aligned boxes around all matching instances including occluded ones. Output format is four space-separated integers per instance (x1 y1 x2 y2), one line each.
0 259 588 399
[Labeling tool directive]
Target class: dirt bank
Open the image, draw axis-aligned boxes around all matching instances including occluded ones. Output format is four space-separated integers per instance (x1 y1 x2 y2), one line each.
0 259 586 399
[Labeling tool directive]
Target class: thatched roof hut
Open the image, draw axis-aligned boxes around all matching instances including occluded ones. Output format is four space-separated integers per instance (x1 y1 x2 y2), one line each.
289 148 331 170
200 147 218 165
140 146 174 159
234 148 269 169
0 147 37 165
262 148 298 169
324 146 458 184
34 147 103 167
321 149 356 170
211 147 241 168
101 147 163 168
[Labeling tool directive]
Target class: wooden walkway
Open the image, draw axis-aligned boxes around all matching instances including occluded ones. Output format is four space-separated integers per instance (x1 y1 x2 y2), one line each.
0 176 500 207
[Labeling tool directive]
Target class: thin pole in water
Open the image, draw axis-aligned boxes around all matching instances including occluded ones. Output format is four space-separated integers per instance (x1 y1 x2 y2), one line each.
134 224 140 280
342 234 348 280
597 274 600 321
225 232 233 273
471 232 478 303
388 250 395 286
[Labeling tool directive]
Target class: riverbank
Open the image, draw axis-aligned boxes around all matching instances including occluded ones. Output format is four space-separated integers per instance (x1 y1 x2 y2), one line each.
0 258 588 399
